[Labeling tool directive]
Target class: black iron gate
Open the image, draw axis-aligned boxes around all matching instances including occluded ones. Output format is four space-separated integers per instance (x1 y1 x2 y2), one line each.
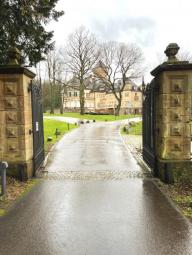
31 81 44 174
142 79 156 171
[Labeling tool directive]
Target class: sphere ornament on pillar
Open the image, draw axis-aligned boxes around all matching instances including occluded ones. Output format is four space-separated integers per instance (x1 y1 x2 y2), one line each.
164 43 180 63
7 47 21 65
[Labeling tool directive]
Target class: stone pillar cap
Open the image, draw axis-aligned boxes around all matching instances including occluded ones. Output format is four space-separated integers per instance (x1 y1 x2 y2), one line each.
7 47 21 65
151 43 192 76
0 47 35 78
164 43 180 63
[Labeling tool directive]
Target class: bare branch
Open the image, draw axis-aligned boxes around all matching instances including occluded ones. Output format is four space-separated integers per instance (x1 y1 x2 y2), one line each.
60 26 100 114
99 41 144 115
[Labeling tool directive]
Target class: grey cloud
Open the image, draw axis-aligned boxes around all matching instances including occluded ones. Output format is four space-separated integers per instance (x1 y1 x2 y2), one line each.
91 17 156 46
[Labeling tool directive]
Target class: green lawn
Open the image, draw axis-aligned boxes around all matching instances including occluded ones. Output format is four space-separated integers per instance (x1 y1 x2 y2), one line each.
44 112 140 122
44 119 77 154
158 180 192 219
121 121 142 135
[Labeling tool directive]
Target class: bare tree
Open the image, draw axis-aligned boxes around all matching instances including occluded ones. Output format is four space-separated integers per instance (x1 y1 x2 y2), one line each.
98 41 144 115
178 49 192 62
46 48 64 114
63 26 99 115
55 71 73 114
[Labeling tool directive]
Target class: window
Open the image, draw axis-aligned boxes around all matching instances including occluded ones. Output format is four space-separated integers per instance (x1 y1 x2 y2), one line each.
68 92 72 97
74 92 78 97
134 93 139 101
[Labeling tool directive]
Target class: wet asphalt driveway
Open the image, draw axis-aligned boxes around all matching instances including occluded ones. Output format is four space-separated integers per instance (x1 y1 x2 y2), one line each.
0 122 192 255
45 121 141 173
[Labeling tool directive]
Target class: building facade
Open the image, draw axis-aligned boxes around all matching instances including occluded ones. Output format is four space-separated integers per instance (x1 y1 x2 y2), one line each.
63 62 142 114
63 82 142 114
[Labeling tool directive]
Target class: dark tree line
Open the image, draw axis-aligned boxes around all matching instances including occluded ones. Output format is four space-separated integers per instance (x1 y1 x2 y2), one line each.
0 0 64 65
42 81 61 113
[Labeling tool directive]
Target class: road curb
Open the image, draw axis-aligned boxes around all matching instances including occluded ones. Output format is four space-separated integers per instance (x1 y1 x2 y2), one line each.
120 132 151 176
151 179 191 224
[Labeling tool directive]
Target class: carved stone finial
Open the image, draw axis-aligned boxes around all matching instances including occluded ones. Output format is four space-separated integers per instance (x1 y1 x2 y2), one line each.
7 47 21 65
164 43 180 63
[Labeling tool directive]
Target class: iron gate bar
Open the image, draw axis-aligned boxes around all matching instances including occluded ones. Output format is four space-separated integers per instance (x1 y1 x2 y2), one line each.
31 81 45 175
142 79 157 173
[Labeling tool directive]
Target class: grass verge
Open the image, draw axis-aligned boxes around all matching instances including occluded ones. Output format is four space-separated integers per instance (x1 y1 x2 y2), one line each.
0 178 39 217
44 112 140 122
44 118 77 155
156 180 192 220
121 121 142 135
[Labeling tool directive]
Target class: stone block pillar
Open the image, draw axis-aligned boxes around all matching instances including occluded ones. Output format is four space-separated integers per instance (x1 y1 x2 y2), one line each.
151 43 192 183
0 48 36 180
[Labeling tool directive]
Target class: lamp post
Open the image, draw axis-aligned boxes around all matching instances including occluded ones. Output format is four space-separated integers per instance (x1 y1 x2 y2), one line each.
60 88 65 114
141 77 146 107
141 77 146 150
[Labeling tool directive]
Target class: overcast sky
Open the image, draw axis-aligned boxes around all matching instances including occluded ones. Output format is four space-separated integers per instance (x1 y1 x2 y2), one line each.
48 0 192 82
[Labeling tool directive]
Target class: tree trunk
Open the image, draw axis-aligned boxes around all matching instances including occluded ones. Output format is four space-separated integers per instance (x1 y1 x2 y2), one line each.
60 91 64 114
116 98 122 116
60 95 64 114
59 85 64 114
50 82 55 114
79 79 85 115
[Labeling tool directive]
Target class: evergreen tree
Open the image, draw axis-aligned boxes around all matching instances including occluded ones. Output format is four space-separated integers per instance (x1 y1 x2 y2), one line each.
0 0 64 65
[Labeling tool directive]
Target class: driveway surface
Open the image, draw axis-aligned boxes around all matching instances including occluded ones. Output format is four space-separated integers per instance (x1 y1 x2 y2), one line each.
46 122 141 172
0 122 192 255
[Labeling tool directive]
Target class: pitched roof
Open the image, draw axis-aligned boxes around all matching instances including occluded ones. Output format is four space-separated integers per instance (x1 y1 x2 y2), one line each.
94 60 107 69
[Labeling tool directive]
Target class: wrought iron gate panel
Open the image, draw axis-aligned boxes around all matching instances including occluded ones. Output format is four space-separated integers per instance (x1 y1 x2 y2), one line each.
31 82 44 174
142 79 156 170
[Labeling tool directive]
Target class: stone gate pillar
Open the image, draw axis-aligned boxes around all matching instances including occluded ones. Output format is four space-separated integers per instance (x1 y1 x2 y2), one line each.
0 48 36 180
151 43 192 183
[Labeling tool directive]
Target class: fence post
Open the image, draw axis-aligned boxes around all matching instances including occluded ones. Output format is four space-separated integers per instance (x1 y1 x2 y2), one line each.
0 162 8 196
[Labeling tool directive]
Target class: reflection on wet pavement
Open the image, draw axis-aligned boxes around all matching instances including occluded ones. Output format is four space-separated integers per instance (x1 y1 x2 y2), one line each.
0 180 192 255
46 122 141 172
0 122 191 255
